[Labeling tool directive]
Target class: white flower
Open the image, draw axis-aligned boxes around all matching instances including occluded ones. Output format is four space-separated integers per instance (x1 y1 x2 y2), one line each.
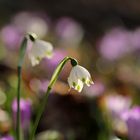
28 39 53 66
68 65 93 92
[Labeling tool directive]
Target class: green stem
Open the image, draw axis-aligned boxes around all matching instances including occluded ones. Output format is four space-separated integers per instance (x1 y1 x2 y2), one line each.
16 37 28 140
29 86 51 140
16 66 21 140
29 57 77 140
49 57 78 88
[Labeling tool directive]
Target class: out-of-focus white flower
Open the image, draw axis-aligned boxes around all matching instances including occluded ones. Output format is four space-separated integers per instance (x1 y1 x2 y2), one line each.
110 135 121 140
28 37 53 66
68 65 93 92
36 130 63 140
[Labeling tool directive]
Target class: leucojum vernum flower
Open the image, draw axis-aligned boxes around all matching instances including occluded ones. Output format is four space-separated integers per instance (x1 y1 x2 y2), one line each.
16 32 93 140
68 64 94 92
27 33 53 66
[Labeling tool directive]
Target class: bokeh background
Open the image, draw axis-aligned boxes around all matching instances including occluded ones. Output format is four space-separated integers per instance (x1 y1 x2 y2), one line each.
0 0 140 140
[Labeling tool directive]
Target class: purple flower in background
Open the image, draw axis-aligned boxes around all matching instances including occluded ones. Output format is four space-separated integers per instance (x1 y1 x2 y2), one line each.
121 106 140 140
0 135 14 140
98 27 131 60
12 98 31 130
13 12 48 38
39 80 49 93
29 78 52 96
104 94 131 135
83 81 105 97
41 49 67 76
0 25 22 50
55 17 84 45
105 94 131 117
130 28 140 50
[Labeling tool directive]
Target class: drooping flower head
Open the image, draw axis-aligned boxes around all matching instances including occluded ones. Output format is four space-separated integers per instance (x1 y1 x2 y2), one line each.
68 61 93 92
27 33 53 66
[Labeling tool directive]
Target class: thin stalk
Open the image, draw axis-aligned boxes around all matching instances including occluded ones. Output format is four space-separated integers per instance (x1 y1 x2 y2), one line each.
29 86 51 140
29 57 77 140
16 37 28 140
16 66 21 140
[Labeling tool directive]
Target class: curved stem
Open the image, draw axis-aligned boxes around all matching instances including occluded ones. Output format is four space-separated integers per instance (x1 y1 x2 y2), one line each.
16 37 28 140
29 56 77 140
49 57 78 88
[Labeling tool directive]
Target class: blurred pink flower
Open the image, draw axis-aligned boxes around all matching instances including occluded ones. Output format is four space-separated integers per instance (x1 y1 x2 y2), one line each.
0 135 14 140
105 94 131 117
121 106 140 140
1 25 22 50
39 80 49 93
83 81 105 97
12 98 32 131
98 28 131 60
104 94 131 135
41 49 67 76
130 28 140 50
55 17 84 45
13 12 49 38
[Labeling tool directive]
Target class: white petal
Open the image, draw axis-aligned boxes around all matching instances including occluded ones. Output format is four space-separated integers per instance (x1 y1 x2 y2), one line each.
68 66 85 92
29 55 40 66
73 65 92 84
68 77 73 88
35 40 52 57
68 77 83 92
67 65 93 92
68 74 78 88
75 80 84 92
28 39 53 66
76 65 91 78
35 40 53 53
85 77 94 86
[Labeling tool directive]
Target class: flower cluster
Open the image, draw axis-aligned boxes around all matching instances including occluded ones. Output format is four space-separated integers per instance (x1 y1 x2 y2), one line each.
14 32 93 140
26 33 93 92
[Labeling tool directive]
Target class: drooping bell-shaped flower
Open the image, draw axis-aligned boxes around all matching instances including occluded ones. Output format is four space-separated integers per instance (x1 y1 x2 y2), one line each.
28 33 53 66
68 65 93 92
